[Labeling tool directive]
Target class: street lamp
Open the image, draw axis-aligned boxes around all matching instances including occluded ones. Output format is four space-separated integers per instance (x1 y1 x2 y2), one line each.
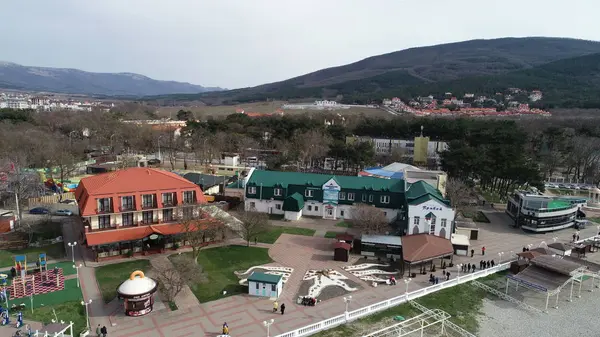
263 319 274 337
343 296 352 321
498 252 504 263
73 263 83 288
81 299 92 331
404 278 412 299
67 242 77 263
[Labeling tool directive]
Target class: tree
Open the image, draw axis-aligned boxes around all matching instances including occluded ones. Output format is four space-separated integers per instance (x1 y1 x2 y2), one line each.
179 206 228 263
176 110 194 121
444 178 476 218
237 210 270 246
349 203 389 234
154 255 201 303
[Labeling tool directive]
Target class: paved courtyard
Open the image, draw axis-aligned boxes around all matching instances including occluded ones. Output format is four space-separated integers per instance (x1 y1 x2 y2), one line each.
52 208 597 337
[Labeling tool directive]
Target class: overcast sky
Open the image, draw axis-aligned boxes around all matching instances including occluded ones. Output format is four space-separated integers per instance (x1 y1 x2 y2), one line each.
2 0 599 89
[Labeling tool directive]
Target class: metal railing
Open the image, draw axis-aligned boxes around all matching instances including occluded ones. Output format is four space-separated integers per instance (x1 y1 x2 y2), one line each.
274 262 511 337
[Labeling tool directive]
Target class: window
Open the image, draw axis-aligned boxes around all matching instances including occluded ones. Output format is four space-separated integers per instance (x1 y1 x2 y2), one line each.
271 284 276 291
255 283 259 289
340 210 345 217
249 202 256 209
98 198 111 213
121 213 133 226
121 196 134 211
182 206 193 220
368 195 373 202
380 195 390 204
314 206 319 211
183 191 196 204
142 211 153 224
413 216 420 225
275 204 281 210
430 216 436 225
441 219 447 227
98 215 111 229
142 194 154 208
429 224 436 235
162 193 174 206
162 209 174 222
274 188 282 196
248 186 257 194
362 194 367 202
339 192 346 200
347 193 355 201
305 189 314 197
308 205 312 211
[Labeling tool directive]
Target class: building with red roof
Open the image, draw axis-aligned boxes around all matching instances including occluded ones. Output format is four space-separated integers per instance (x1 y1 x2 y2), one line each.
75 167 218 261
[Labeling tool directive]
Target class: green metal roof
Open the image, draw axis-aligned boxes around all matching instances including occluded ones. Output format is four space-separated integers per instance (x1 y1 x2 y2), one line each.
547 200 572 210
247 170 405 192
283 192 304 212
405 181 450 206
247 271 282 284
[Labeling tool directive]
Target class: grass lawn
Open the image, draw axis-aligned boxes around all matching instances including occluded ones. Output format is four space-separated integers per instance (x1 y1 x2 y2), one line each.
588 217 600 224
255 226 315 244
0 242 65 268
313 283 488 337
177 245 272 303
95 260 151 303
480 190 505 203
335 221 352 228
324 231 341 239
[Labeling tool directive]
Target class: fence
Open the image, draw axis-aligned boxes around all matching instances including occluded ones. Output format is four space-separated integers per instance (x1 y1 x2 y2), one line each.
274 262 511 337
32 321 74 336
28 193 76 207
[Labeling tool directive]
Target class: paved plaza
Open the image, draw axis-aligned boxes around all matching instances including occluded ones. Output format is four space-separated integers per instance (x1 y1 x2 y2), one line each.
33 207 600 337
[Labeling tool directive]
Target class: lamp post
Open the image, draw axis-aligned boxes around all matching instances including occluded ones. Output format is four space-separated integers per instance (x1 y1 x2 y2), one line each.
498 252 504 263
81 299 92 331
343 296 352 322
67 242 77 263
263 319 274 337
404 278 412 300
73 263 83 288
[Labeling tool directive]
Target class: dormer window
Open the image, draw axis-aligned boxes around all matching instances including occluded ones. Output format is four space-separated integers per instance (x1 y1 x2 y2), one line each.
274 188 282 196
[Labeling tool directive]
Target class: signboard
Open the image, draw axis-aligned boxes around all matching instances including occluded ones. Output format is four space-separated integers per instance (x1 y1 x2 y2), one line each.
422 205 443 211
322 179 341 205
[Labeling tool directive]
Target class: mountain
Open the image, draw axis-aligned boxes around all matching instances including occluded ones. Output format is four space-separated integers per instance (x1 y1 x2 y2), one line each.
0 62 223 96
154 37 600 104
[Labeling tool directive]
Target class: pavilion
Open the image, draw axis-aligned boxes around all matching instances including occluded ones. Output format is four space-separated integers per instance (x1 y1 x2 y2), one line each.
401 234 453 275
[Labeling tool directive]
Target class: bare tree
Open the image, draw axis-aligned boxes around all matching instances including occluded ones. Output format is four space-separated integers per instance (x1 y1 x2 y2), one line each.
290 129 331 170
445 178 476 218
349 203 389 234
154 255 201 303
179 206 227 263
237 210 270 246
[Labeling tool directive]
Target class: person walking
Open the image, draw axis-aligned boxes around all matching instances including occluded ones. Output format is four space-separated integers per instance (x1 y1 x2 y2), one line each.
486 261 491 269
577 234 580 241
273 300 279 313
446 271 450 281
481 246 486 256
96 324 102 337
491 260 495 267
471 249 475 258
467 263 471 272
100 326 107 337
280 303 286 315
472 264 477 272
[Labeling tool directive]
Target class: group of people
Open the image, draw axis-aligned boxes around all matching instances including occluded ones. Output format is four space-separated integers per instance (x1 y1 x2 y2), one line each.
273 301 287 314
461 260 495 272
429 271 452 284
95 324 108 337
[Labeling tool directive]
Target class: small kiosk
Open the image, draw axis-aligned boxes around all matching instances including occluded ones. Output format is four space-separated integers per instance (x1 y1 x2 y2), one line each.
116 270 158 317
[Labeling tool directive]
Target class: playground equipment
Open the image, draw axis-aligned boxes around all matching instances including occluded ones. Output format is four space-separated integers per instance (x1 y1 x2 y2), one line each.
10 254 64 300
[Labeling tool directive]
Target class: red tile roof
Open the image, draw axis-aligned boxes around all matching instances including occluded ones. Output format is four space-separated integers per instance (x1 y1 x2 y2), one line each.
402 234 453 263
85 220 219 246
78 168 196 195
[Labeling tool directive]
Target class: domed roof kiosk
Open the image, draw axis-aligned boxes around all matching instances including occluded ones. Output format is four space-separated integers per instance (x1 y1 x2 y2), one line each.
116 270 158 317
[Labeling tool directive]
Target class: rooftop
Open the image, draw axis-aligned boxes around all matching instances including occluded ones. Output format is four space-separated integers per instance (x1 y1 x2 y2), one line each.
247 272 282 284
361 234 402 246
401 234 453 263
405 180 449 206
247 170 405 193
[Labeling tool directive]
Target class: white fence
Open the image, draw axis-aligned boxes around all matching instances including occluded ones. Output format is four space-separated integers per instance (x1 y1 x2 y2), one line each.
274 262 511 337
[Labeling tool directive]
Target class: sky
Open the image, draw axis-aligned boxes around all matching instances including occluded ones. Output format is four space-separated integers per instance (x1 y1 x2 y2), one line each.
2 0 599 89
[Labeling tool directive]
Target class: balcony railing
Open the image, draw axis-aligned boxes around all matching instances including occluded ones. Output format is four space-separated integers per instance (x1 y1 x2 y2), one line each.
141 203 157 210
182 199 197 205
139 220 159 225
162 200 177 207
119 205 136 212
95 208 113 214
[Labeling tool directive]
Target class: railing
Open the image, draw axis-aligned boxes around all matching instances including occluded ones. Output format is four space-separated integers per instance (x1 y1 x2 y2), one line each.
274 262 512 337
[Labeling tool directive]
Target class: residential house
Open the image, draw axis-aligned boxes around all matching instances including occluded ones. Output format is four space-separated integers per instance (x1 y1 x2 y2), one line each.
183 172 232 195
75 167 220 261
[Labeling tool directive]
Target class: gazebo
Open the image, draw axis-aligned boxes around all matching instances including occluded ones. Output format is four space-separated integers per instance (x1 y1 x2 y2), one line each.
401 234 454 276
116 270 158 317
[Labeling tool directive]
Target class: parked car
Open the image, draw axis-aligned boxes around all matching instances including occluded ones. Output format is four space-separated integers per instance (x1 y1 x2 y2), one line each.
59 199 77 204
148 159 161 165
55 209 73 216
29 207 50 215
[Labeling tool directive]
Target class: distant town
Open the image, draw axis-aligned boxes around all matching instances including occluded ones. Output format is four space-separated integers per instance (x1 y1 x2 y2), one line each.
0 91 115 111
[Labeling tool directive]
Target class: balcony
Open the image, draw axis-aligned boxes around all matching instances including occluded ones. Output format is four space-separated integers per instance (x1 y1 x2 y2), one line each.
119 205 136 212
162 200 177 207
95 207 113 214
139 220 159 226
182 199 197 205
141 203 158 210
